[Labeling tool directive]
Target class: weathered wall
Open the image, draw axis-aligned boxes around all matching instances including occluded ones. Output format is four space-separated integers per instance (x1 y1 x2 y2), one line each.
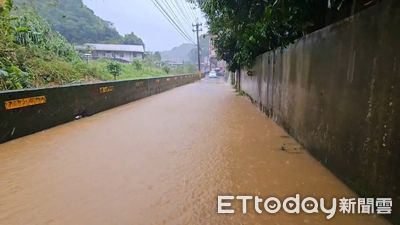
0 74 200 143
240 1 400 221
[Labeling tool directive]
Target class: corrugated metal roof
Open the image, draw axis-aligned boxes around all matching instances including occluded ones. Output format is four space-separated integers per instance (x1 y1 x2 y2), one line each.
82 44 144 53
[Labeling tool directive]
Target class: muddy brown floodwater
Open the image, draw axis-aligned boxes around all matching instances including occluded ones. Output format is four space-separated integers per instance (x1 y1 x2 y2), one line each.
0 78 392 225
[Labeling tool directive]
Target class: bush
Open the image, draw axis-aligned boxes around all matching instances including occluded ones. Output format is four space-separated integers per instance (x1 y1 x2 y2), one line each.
0 1 98 90
0 66 33 90
162 66 170 74
132 59 142 70
26 58 79 85
106 61 122 80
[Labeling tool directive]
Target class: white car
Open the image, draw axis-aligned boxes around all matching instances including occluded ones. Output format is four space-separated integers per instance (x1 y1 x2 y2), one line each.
208 70 217 78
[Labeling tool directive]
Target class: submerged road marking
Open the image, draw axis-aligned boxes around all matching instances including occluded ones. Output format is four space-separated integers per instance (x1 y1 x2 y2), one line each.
4 96 46 110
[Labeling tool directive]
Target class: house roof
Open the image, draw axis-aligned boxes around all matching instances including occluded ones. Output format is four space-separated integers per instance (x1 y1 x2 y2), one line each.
80 44 145 53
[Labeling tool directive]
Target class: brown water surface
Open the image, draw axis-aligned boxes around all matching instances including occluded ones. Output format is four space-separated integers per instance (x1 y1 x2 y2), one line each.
0 78 391 225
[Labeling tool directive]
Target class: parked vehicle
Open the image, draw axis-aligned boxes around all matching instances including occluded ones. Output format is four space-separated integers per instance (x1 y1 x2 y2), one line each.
208 70 217 78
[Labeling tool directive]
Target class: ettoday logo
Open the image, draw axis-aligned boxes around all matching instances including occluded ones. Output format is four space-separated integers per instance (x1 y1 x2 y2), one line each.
217 195 392 219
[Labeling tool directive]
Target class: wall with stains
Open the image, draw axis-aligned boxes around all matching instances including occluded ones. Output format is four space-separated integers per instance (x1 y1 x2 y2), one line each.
0 74 200 143
240 1 400 221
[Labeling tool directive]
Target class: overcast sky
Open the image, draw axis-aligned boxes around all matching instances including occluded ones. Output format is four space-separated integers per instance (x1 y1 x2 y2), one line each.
82 0 207 52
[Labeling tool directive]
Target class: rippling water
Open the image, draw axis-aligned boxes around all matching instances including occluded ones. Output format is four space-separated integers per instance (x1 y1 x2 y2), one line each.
0 78 391 225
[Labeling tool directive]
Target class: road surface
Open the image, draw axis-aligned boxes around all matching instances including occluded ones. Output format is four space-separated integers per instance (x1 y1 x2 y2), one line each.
0 78 391 225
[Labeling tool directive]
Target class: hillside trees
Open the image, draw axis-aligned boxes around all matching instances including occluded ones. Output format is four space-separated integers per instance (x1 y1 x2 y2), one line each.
120 32 144 45
14 0 122 44
0 0 97 90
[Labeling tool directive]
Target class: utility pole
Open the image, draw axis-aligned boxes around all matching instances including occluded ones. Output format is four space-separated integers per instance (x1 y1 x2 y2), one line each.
192 23 202 73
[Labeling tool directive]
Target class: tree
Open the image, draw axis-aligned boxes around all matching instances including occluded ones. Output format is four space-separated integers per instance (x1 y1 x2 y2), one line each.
162 66 170 74
195 0 312 71
132 59 142 70
191 0 359 71
1 0 82 90
121 32 144 45
143 51 162 68
106 61 121 80
14 0 122 44
154 51 161 61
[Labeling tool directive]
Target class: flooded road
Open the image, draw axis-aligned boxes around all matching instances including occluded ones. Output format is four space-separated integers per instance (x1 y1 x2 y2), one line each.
0 78 391 225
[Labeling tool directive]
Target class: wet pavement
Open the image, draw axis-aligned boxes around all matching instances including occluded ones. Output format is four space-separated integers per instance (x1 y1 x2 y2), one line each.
0 77 391 225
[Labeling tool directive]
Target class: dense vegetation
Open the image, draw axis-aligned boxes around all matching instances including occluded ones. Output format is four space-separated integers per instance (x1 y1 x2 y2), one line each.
0 0 98 90
0 0 194 91
194 0 374 71
91 59 196 81
104 32 144 46
13 0 144 45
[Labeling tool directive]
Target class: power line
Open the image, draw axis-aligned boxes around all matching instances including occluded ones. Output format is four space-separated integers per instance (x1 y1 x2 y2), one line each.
153 0 195 43
172 0 195 25
183 0 198 22
150 0 186 41
171 0 199 44
150 0 195 43
157 0 194 42
160 0 194 42
177 0 197 23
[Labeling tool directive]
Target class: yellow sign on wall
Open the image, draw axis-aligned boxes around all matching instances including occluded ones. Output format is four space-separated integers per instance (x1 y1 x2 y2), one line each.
4 96 47 110
99 86 114 93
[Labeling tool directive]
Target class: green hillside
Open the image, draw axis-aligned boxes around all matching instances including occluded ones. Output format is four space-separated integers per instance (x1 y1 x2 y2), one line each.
13 0 142 45
0 0 186 91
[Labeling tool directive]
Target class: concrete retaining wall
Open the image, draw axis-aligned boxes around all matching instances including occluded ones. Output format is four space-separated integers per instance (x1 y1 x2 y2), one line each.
240 1 400 221
0 74 200 143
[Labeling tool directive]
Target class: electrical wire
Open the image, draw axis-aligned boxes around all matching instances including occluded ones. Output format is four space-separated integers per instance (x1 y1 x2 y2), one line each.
150 0 196 43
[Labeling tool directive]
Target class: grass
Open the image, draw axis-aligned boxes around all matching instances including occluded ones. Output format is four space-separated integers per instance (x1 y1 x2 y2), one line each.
88 59 196 81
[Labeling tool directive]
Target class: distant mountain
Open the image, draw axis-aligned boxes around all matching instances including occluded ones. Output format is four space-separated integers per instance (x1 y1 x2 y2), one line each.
162 35 211 63
161 43 196 63
13 0 141 45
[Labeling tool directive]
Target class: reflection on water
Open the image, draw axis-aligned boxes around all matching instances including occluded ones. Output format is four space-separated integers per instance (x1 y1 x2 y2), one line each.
0 78 391 225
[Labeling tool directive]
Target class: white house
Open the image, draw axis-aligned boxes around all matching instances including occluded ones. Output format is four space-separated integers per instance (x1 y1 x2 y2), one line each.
77 44 145 63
